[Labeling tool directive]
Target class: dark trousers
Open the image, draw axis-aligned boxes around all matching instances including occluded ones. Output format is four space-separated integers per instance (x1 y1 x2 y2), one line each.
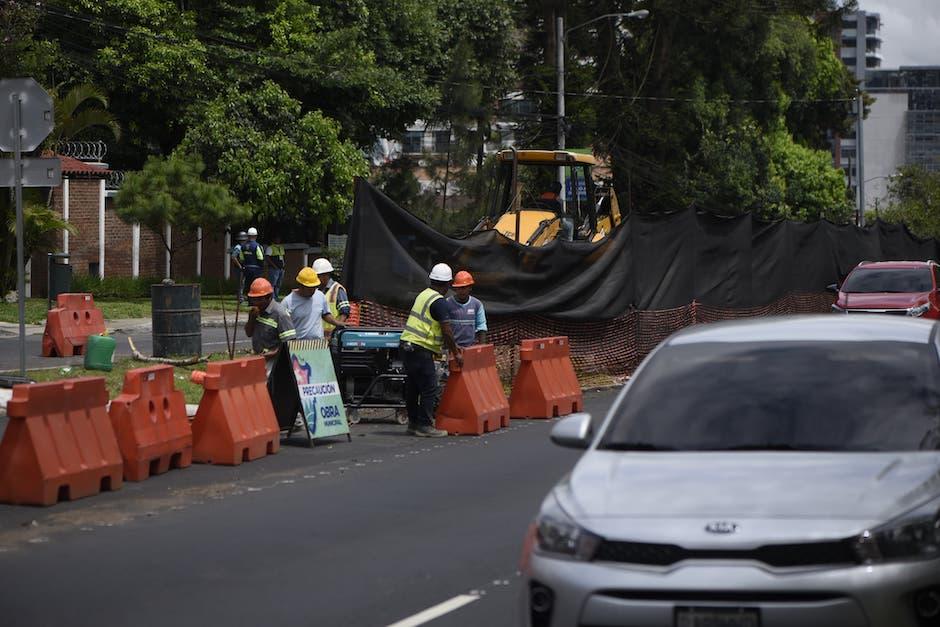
242 266 262 294
403 345 439 427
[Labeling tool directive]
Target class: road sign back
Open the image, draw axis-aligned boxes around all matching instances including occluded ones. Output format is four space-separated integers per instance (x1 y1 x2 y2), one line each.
0 78 54 152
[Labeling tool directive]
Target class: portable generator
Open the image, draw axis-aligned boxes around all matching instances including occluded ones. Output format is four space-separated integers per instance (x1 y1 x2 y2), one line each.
331 327 408 424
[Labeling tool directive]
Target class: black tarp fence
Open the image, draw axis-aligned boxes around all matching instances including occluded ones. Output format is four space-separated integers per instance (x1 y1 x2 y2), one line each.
345 178 939 319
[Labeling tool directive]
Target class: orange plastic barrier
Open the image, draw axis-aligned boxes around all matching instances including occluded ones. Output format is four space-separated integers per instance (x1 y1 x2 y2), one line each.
109 364 193 481
435 344 510 435
189 357 280 465
509 336 583 419
41 293 106 357
0 377 123 506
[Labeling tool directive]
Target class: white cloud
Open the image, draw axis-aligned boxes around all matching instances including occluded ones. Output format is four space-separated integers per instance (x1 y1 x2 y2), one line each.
861 0 940 68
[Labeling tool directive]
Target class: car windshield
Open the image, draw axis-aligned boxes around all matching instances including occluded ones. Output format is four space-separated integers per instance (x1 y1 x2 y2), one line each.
842 268 933 293
600 340 940 452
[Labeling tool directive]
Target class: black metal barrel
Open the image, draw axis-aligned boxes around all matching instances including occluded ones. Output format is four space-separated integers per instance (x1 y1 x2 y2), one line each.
151 284 202 357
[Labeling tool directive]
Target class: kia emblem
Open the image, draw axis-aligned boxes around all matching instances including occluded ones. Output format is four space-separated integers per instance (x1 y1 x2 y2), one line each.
705 521 739 534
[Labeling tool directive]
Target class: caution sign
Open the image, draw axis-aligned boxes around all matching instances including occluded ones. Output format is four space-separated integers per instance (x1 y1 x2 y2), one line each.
287 339 350 442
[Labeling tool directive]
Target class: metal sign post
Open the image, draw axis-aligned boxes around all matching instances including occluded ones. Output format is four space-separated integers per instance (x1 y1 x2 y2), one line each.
0 78 58 377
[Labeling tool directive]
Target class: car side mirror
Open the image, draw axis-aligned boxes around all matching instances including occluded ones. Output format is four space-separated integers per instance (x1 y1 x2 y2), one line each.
550 413 593 449
826 283 840 294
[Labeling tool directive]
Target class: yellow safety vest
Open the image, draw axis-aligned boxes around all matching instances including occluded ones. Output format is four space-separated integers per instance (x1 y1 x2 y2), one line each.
400 288 444 354
323 281 346 335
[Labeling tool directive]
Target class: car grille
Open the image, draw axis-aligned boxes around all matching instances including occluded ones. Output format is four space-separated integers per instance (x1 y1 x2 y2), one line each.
593 539 858 568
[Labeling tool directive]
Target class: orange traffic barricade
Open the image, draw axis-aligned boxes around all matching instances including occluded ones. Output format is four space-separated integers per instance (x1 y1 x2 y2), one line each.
435 344 510 435
109 364 193 481
0 377 123 506
41 293 106 357
509 336 583 419
189 357 279 465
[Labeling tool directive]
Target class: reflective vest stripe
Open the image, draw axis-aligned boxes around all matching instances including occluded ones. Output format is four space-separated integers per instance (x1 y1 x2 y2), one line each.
257 317 278 328
279 329 296 340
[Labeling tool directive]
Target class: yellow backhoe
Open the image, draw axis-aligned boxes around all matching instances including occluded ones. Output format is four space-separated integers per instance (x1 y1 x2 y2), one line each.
473 149 623 246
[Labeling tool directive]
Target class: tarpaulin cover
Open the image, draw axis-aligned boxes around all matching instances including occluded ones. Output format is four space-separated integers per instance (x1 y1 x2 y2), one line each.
345 179 939 319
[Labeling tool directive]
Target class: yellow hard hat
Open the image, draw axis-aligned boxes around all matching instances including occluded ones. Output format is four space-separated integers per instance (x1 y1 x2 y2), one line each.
296 267 321 287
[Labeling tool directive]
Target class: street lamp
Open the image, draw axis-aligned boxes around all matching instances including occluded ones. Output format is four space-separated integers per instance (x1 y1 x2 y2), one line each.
555 10 648 201
556 9 648 156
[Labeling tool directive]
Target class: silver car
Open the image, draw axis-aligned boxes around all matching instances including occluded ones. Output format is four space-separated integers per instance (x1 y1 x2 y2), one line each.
522 316 940 627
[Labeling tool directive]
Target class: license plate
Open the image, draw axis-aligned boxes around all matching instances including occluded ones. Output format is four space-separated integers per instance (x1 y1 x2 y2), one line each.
675 607 760 627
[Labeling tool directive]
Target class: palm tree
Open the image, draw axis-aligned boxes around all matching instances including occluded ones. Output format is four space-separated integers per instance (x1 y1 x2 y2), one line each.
47 83 121 145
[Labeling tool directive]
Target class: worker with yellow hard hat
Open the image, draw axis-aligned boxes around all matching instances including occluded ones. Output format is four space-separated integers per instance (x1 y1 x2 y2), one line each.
446 270 487 347
399 263 463 438
281 267 347 340
245 277 296 374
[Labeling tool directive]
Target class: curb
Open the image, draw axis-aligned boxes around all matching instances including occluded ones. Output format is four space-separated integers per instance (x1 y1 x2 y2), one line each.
0 317 231 338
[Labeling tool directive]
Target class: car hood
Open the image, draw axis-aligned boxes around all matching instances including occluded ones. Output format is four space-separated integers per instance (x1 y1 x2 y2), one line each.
840 291 928 309
562 452 940 543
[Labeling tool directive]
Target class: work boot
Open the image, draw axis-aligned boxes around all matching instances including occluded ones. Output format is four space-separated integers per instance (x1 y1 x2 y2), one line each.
412 425 448 438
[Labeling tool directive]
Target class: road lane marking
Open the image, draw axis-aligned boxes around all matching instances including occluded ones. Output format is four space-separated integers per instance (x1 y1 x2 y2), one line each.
386 594 480 627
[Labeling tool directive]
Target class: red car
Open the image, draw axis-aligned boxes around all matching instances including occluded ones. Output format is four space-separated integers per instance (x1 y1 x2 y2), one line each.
831 260 940 318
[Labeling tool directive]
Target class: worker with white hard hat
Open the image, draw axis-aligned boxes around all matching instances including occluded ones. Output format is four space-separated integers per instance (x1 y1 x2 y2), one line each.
238 227 265 298
399 263 462 438
313 257 350 338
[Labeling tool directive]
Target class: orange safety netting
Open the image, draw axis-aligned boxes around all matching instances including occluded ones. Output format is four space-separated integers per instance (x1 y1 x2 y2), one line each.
355 292 836 379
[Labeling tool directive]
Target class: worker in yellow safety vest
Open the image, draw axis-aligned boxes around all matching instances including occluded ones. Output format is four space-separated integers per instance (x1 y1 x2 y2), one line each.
399 263 463 438
313 257 350 338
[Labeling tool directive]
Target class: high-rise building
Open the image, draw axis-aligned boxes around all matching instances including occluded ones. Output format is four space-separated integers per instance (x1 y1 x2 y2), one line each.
834 10 883 206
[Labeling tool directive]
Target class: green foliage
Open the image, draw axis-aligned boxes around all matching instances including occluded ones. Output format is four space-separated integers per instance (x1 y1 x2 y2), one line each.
0 190 75 295
766 128 852 222
0 1 60 81
71 274 158 299
877 166 940 239
178 81 367 224
48 83 122 145
115 153 248 277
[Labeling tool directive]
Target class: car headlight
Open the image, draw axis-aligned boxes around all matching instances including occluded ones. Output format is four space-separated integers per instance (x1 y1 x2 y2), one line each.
854 499 940 563
908 303 931 317
536 495 601 560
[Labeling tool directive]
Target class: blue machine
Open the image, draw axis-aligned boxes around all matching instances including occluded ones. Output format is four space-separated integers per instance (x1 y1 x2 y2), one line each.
331 327 407 424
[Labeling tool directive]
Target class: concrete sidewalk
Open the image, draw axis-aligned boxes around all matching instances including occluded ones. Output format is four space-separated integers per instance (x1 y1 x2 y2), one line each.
0 313 230 338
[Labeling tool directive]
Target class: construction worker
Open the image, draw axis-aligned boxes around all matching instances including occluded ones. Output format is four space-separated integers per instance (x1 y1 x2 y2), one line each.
446 270 487 347
313 257 350 338
537 181 563 214
245 277 295 375
399 263 463 438
266 234 286 300
282 267 347 340
239 227 265 297
231 231 248 302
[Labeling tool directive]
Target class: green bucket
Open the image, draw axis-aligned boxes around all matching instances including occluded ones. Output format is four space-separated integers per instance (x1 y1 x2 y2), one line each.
84 334 116 372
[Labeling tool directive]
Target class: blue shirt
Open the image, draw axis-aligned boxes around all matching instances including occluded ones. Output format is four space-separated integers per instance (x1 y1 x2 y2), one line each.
446 295 487 348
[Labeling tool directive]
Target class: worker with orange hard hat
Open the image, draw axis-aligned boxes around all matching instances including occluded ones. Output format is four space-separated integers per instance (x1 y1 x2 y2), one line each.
446 270 487 347
244 277 295 369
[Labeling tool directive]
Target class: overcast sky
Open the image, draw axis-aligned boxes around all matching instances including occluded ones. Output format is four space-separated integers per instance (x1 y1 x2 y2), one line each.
862 0 940 68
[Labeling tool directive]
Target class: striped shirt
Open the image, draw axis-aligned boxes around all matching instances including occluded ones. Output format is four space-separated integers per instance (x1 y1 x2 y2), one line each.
251 299 296 354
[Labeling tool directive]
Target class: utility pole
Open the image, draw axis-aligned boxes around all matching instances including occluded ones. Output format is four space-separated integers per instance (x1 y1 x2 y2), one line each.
856 89 866 227
556 15 566 192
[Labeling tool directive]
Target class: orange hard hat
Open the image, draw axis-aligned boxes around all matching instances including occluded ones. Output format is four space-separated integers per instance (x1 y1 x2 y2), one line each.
248 277 273 298
452 270 474 288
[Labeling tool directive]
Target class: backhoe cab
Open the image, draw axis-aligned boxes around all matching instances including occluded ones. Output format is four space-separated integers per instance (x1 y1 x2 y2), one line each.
474 149 622 246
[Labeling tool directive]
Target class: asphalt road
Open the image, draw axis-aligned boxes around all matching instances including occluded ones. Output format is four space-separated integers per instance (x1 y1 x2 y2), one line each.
0 327 252 372
0 388 619 627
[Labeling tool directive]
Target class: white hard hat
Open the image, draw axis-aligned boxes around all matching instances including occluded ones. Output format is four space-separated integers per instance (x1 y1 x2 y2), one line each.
313 258 334 274
429 263 453 282
247 227 258 236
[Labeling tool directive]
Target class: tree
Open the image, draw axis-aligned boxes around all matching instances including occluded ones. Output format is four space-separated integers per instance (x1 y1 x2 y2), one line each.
177 81 367 224
0 0 60 80
517 0 858 218
877 165 940 239
47 83 122 145
115 153 249 278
